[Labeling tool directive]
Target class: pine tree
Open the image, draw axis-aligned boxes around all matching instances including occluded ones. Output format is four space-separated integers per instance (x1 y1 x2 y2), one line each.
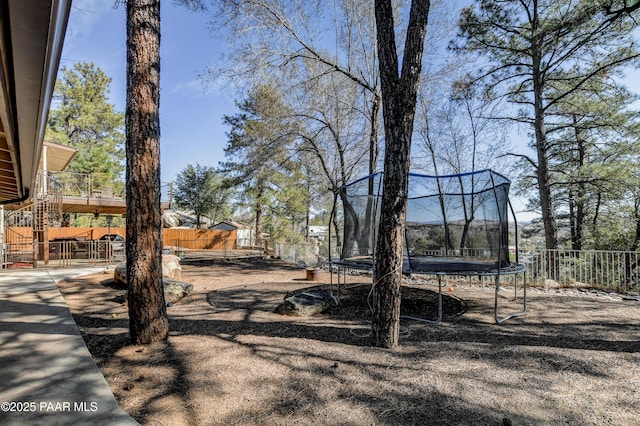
372 0 430 349
453 0 640 250
46 62 125 191
125 0 168 345
174 164 231 228
222 84 299 240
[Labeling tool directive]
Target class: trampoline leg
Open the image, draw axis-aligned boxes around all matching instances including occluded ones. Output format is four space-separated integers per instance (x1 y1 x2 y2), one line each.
329 265 342 305
338 267 344 305
340 268 345 304
401 275 443 324
330 264 334 300
494 272 527 324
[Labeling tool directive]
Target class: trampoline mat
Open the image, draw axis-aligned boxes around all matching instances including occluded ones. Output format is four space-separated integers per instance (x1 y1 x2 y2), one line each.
335 256 525 276
407 256 497 273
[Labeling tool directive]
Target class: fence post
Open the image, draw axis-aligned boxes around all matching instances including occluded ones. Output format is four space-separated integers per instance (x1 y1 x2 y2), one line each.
32 237 38 268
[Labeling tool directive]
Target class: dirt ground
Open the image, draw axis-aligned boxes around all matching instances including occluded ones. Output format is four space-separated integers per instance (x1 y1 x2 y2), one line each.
56 258 640 425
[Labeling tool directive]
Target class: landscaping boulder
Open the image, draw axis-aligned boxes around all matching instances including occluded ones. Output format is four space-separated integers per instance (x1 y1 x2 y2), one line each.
162 278 193 304
274 288 336 316
163 210 181 228
162 254 182 280
121 277 193 306
113 263 127 287
114 254 182 286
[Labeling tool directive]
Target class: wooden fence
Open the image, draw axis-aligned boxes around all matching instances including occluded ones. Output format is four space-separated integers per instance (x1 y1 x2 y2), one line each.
163 228 236 250
4 227 237 250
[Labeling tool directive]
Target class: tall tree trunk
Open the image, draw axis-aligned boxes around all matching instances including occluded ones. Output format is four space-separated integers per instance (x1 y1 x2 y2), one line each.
331 198 342 249
340 191 360 258
624 197 640 286
304 167 312 242
533 100 559 277
126 0 168 344
372 0 430 349
569 188 578 249
533 100 557 250
531 12 558 251
575 132 586 252
570 115 586 251
369 93 381 177
255 182 264 243
364 94 381 251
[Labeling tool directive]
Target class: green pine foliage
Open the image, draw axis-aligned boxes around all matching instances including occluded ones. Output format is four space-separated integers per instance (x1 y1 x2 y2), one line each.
46 62 125 195
174 164 232 228
453 0 640 250
222 84 310 242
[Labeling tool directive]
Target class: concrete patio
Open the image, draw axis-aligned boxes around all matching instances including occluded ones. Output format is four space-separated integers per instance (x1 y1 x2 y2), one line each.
0 266 137 425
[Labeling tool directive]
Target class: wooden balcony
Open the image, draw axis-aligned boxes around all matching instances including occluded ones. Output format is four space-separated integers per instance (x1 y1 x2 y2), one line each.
4 171 173 215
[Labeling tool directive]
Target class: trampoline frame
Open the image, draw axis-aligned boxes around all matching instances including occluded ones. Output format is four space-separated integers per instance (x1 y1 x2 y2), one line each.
328 169 527 324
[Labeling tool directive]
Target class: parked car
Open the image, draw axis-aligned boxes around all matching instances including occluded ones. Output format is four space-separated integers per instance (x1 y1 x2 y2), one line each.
49 237 89 259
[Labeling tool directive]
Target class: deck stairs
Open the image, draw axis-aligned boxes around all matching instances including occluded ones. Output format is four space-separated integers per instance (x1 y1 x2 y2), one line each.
2 178 63 265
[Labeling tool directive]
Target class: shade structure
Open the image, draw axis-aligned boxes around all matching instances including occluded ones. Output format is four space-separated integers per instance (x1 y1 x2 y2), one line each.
333 169 522 275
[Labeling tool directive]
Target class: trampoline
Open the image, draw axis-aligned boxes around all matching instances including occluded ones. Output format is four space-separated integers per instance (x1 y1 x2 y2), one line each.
329 169 526 324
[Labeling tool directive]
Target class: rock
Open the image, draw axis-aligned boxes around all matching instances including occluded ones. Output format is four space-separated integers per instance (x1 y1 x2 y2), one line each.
162 254 182 280
114 263 127 286
163 210 181 228
162 278 193 304
121 277 193 306
114 254 182 286
163 209 212 228
274 288 336 316
543 279 561 288
621 294 640 301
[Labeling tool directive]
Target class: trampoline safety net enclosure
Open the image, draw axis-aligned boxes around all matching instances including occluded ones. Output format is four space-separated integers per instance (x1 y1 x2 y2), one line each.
332 169 523 276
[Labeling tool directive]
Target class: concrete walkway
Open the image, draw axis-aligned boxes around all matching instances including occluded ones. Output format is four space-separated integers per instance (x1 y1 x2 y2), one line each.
0 266 138 425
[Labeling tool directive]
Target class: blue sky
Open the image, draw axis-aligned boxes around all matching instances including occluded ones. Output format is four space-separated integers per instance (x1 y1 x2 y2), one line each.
60 0 234 184
60 1 640 222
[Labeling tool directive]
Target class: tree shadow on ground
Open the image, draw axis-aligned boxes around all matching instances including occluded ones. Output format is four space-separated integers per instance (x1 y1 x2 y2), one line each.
181 257 302 273
199 282 640 353
58 270 640 425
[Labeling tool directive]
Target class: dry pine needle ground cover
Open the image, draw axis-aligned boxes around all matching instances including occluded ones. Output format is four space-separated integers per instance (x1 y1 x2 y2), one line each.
57 258 640 425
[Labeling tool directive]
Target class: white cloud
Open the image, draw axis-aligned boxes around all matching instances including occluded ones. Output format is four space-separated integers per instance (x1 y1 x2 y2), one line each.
167 78 211 98
65 0 123 46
